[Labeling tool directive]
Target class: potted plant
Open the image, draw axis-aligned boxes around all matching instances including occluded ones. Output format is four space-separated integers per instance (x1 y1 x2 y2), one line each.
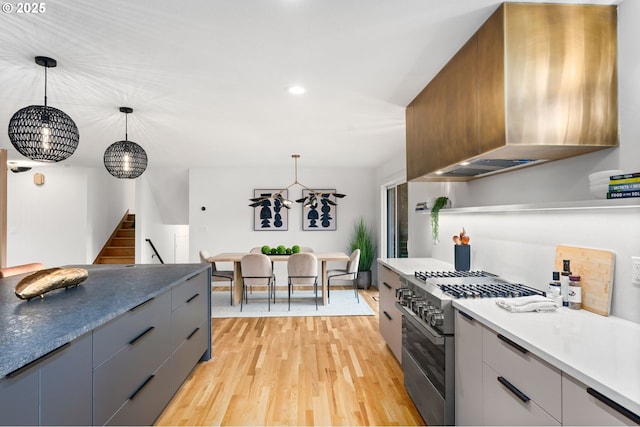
349 217 376 289
430 196 450 244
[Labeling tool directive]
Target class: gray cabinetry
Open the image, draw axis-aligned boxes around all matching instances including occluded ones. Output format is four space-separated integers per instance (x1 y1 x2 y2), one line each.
0 332 92 426
378 263 402 363
171 270 209 392
482 327 562 425
93 291 172 425
454 310 483 425
562 374 639 426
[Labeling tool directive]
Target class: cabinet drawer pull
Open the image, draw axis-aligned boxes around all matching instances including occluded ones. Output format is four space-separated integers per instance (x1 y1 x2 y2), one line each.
497 333 528 354
497 376 530 403
6 342 71 378
186 293 200 303
383 282 392 290
587 387 640 424
187 327 200 340
458 311 474 321
186 273 200 281
130 297 154 312
128 326 155 345
129 375 155 400
383 311 392 320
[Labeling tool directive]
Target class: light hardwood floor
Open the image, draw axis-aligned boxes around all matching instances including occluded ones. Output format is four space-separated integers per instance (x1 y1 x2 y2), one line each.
155 288 425 426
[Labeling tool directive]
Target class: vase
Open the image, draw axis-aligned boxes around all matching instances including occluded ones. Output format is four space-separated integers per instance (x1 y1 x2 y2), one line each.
454 245 471 271
357 271 371 289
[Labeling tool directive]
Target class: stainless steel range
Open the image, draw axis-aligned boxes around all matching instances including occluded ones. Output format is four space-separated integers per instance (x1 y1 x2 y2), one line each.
397 270 545 426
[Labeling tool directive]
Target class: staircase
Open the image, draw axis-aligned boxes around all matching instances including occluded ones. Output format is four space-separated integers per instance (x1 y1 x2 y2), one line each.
94 212 135 264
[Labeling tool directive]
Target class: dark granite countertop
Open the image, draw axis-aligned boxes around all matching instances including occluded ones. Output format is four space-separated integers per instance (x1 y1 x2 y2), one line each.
0 263 209 378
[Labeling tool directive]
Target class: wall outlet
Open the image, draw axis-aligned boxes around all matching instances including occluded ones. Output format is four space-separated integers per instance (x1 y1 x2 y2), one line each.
633 256 640 285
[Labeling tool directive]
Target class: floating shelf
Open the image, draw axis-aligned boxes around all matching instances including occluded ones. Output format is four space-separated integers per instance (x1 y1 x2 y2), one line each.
416 199 639 214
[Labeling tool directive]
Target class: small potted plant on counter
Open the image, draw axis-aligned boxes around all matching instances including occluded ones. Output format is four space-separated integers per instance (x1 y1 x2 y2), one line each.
349 217 376 289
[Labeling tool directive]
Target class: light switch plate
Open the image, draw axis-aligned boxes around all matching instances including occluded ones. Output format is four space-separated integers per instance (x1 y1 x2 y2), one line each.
632 256 640 285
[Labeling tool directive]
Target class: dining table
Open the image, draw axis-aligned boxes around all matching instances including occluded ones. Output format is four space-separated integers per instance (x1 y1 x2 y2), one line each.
208 252 350 306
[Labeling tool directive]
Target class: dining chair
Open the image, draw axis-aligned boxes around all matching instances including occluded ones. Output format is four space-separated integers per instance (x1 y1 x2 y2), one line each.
0 262 45 278
199 250 234 306
327 249 360 303
240 253 275 312
287 252 319 311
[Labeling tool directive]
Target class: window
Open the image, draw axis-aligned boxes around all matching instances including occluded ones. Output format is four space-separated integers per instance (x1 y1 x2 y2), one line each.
386 183 408 258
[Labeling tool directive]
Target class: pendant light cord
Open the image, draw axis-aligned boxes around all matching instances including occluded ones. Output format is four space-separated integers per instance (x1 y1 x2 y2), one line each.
43 63 48 107
124 112 128 140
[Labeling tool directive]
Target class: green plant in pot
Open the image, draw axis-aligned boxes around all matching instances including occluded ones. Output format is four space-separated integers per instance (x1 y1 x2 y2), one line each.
430 196 449 244
349 217 376 289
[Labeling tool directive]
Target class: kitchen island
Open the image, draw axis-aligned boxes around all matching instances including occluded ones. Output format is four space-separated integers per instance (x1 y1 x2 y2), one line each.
0 263 211 426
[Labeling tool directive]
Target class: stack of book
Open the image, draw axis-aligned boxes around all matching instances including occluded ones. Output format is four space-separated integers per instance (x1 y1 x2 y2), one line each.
607 172 640 199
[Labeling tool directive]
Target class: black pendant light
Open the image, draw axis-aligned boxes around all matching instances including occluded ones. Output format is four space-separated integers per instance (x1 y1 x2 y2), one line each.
8 56 79 162
103 107 148 179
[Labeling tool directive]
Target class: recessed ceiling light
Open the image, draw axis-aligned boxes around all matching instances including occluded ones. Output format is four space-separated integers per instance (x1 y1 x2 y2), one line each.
287 85 306 95
459 161 471 166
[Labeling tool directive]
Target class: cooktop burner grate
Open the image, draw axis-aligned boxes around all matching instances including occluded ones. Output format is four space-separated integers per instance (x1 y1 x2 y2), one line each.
414 270 497 281
436 282 545 299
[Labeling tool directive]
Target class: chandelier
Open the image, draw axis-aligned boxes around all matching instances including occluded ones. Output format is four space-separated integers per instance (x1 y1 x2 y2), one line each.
103 107 148 179
248 154 346 208
8 56 79 162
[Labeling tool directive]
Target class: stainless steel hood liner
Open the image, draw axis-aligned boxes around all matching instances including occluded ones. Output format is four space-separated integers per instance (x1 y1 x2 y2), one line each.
437 158 545 177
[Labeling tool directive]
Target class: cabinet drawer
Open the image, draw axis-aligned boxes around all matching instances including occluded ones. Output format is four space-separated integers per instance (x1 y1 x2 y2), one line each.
172 271 208 311
172 320 208 393
562 374 639 426
105 357 172 426
172 288 207 352
482 364 560 426
0 366 39 425
482 328 561 421
379 303 402 363
93 307 171 425
93 291 171 368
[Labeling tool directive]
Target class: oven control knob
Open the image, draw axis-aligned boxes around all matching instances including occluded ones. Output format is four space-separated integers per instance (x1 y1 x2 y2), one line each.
429 309 444 327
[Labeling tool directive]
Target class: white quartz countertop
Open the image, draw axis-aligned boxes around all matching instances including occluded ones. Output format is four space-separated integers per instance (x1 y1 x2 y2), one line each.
453 299 640 416
377 257 454 275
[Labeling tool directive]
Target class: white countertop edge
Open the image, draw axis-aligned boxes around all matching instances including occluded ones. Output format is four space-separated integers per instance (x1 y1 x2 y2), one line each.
377 257 454 276
453 300 640 416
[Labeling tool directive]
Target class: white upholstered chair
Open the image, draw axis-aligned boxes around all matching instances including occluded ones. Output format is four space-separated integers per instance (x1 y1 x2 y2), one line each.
327 249 360 303
199 250 234 306
240 253 275 311
287 252 319 310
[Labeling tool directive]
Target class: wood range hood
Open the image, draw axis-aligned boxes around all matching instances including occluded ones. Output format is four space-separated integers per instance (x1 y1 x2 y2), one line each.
406 3 619 182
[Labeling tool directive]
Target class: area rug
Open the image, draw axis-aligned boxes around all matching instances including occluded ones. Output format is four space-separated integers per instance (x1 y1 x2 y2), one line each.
211 289 374 318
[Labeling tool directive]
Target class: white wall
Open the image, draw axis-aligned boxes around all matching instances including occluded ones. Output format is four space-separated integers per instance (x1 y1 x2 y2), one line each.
398 1 640 323
6 166 133 267
135 174 189 264
189 165 376 284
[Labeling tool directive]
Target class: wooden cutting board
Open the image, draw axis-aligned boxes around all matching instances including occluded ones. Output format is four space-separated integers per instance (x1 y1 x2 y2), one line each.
554 245 615 316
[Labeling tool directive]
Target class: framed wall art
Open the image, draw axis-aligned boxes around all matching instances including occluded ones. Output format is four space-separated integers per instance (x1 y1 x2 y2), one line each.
302 189 337 231
253 189 288 231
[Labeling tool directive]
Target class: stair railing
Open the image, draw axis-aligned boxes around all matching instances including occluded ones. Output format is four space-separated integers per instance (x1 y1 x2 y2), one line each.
145 239 165 264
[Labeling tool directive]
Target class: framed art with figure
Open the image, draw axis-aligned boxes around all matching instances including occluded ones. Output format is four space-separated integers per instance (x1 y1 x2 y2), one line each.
302 189 337 231
253 189 288 231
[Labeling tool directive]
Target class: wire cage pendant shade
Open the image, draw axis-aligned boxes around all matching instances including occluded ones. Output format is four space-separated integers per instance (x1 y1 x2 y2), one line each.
8 56 79 163
104 107 148 179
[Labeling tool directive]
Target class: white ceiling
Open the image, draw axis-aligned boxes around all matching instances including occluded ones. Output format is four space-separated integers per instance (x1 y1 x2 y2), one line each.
0 0 621 171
